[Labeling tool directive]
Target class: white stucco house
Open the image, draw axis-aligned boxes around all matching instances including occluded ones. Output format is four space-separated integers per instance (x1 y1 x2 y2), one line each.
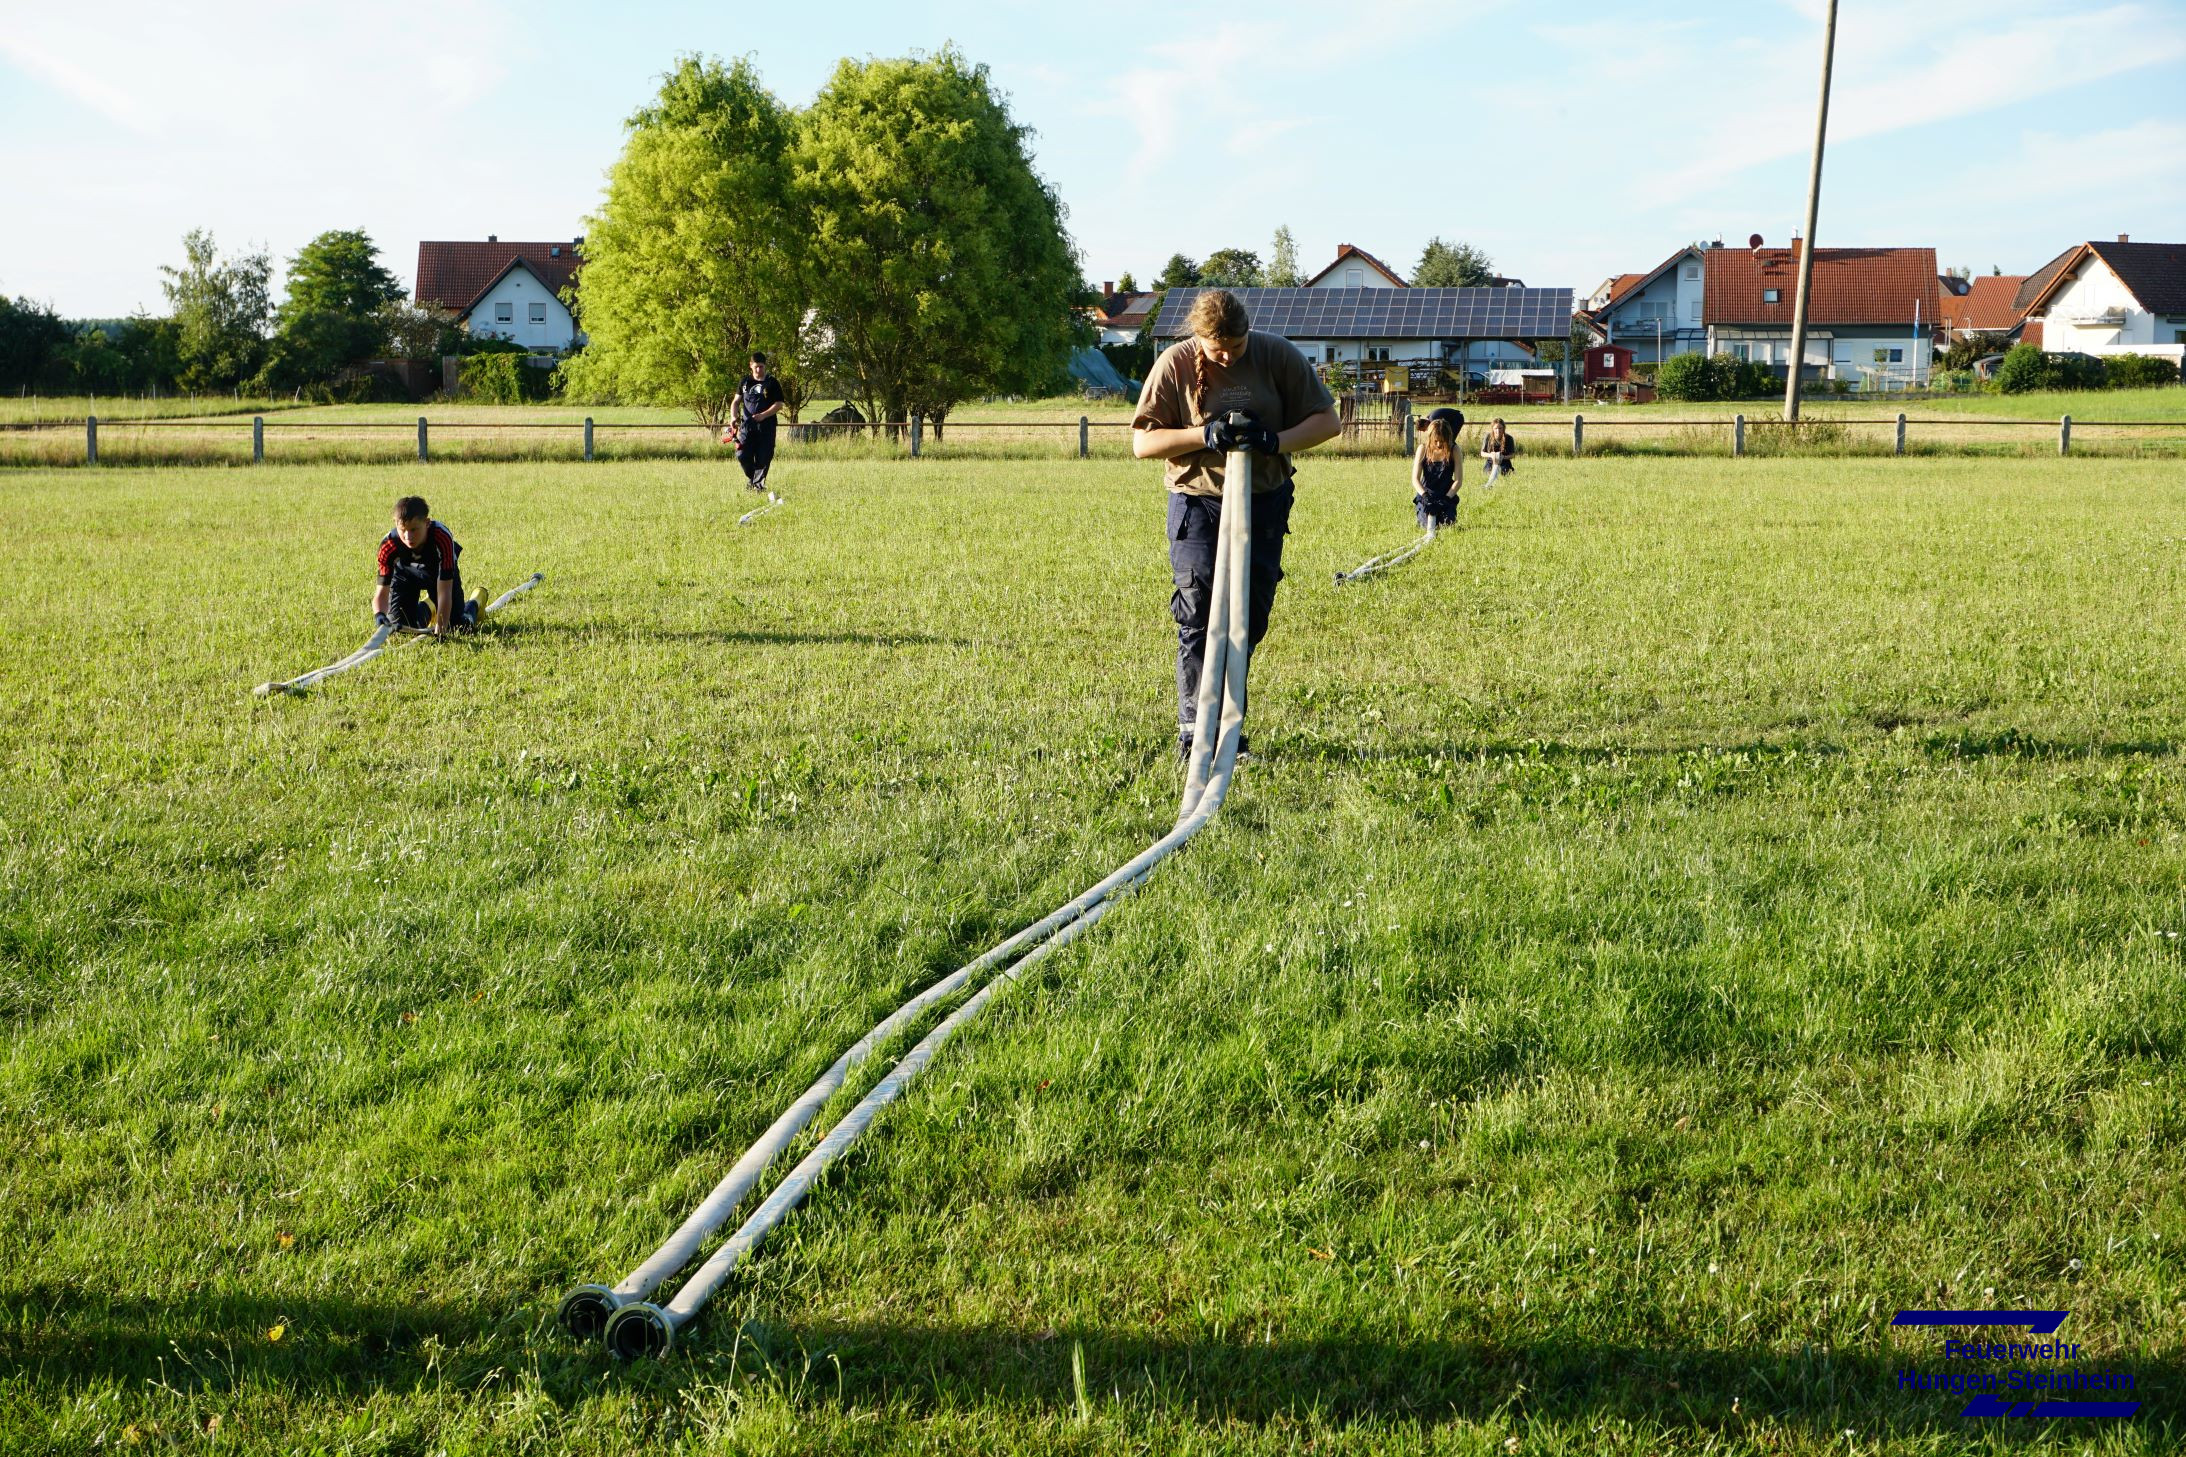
2015 237 2186 364
413 237 584 352
1304 243 1408 292
1590 244 1712 362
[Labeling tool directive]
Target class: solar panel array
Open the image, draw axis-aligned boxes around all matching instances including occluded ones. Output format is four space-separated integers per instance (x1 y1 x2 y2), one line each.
1155 287 1575 341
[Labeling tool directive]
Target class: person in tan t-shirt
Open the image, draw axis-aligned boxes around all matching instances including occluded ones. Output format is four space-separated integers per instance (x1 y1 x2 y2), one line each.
1132 289 1341 755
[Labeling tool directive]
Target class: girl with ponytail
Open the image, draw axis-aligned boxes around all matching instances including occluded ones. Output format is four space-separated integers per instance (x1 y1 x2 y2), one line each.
1132 289 1341 758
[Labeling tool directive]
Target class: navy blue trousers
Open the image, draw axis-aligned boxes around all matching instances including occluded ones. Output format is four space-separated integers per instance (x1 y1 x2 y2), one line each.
1168 483 1293 733
737 426 776 487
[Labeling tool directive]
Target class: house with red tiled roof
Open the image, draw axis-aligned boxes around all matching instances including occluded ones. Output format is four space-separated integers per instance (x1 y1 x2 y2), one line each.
1584 273 1647 312
1589 244 1713 362
1933 274 2032 343
414 236 585 352
1304 244 1408 290
1704 239 1938 388
2015 236 2186 364
1084 282 1159 345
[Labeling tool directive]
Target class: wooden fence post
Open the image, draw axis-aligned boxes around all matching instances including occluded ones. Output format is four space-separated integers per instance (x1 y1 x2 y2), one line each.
1895 412 1906 456
1079 415 1089 459
85 415 97 466
584 417 594 462
253 415 265 463
1733 413 1745 457
911 414 923 458
1572 413 1584 458
2060 415 2071 456
417 416 428 463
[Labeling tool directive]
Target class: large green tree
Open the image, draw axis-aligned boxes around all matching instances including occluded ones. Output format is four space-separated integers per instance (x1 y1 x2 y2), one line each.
1412 237 1496 288
1155 253 1201 290
560 56 803 430
797 49 1081 426
260 233 405 390
0 295 70 392
1199 247 1263 289
1266 226 1302 287
160 229 271 391
279 230 402 322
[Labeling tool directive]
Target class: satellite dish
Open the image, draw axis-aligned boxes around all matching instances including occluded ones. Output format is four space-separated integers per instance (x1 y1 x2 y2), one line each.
1748 233 1764 249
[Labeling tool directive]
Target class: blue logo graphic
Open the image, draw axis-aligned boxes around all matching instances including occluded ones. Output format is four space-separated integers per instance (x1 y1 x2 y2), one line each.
1891 1311 2140 1420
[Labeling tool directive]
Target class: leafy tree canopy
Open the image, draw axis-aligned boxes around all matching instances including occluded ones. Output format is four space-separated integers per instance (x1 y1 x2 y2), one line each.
1199 248 1263 289
1412 237 1495 288
559 55 803 429
1156 254 1200 290
279 230 401 325
1267 226 1302 288
160 229 271 391
798 47 1081 424
0 294 70 392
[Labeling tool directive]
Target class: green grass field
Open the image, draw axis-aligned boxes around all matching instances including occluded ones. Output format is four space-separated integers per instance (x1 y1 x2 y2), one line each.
3 454 2182 1454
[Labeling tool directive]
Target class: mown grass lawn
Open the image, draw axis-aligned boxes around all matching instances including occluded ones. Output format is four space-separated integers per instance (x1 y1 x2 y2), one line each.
2 453 2181 1454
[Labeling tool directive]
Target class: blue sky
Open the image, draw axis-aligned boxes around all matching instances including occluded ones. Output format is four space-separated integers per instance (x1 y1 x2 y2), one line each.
3 0 2183 316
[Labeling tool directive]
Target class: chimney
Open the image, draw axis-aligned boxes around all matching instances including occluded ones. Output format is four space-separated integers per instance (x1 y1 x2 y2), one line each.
1101 280 1113 297
487 233 498 242
2118 233 2130 243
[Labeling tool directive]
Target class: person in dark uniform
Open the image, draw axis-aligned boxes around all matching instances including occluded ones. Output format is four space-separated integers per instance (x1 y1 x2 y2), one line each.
371 495 480 634
1411 407 1464 533
731 351 785 496
1131 290 1342 757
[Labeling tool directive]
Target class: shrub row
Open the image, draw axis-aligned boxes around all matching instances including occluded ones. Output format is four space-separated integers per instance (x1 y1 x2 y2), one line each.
1656 352 1780 402
1995 343 2180 394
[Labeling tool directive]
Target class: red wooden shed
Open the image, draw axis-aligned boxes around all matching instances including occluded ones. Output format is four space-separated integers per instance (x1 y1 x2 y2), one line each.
1584 343 1634 383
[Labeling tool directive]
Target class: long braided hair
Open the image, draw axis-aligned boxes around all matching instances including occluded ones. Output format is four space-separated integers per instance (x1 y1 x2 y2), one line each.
1185 290 1252 422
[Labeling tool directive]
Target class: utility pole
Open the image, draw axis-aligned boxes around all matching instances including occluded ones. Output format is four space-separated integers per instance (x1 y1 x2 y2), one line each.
1783 0 1839 422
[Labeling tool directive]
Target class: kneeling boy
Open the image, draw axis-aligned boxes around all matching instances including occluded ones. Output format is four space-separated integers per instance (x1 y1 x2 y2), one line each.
372 495 480 634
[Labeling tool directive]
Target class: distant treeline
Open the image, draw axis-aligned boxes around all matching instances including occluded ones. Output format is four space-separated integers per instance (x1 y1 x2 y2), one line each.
2 228 462 402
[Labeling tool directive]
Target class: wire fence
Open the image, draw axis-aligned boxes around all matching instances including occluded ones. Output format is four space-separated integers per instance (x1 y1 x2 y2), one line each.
3 410 2182 468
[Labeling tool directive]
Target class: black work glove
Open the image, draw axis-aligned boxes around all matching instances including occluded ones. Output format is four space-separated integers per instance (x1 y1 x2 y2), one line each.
1202 416 1241 453
1236 419 1283 456
374 611 394 628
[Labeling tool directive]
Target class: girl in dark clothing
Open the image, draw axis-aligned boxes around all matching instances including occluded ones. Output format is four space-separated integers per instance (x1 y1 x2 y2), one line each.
1411 411 1462 533
1480 417 1518 483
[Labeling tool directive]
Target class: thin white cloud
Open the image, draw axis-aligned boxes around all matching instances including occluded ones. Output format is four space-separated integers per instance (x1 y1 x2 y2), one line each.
1655 1 2186 193
0 32 157 134
0 0 516 138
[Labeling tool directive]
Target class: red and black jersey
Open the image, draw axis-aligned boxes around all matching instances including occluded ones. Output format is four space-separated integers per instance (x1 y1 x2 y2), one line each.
376 520 460 588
